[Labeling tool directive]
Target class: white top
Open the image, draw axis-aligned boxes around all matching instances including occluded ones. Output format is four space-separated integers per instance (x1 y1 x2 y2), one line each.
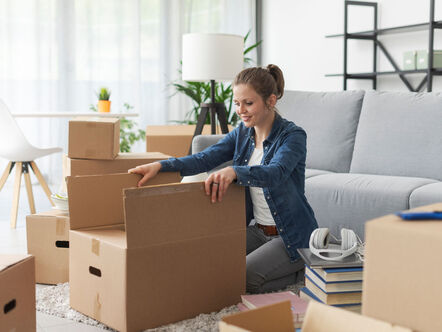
11 112 139 118
248 147 275 226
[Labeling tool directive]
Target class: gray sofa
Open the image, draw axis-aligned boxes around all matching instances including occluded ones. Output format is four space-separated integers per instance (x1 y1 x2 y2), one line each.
192 90 442 239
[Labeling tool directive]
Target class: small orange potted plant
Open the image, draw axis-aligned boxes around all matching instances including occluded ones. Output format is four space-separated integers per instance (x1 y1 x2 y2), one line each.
97 87 111 113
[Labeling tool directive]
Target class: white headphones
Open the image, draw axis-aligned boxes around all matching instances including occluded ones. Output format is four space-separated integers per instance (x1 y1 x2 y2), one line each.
309 228 360 261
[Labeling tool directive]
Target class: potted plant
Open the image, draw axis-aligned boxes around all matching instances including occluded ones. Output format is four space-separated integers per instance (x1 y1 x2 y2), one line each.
97 87 111 113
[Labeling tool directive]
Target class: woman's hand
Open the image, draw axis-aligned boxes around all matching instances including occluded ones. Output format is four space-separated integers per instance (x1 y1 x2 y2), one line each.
128 162 162 187
205 166 237 203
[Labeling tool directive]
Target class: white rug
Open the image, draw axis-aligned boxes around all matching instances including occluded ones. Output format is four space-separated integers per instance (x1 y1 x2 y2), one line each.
36 282 304 331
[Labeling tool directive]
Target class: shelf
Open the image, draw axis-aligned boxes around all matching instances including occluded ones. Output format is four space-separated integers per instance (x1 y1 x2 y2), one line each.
326 68 442 77
326 21 442 38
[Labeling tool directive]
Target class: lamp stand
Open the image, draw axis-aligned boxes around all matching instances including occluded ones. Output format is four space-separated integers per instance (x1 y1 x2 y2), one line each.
188 80 230 154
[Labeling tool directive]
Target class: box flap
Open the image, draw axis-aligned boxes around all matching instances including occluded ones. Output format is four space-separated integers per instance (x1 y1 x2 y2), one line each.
71 117 120 124
116 152 171 159
0 254 32 273
67 172 180 230
123 182 245 248
220 301 294 332
302 301 412 332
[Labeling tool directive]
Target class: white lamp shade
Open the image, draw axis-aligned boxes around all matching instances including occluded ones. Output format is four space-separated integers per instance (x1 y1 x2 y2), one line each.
182 33 244 82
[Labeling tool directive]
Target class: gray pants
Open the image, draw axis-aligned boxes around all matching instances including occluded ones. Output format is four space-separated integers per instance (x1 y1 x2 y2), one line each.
246 223 304 294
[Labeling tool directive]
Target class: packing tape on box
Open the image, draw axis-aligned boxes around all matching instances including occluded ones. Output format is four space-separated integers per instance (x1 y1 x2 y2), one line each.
55 218 65 236
91 239 100 256
94 293 101 320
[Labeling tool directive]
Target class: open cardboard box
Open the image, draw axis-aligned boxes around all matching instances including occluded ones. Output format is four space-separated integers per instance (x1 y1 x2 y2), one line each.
302 301 412 332
363 203 442 332
26 209 70 284
67 172 246 332
0 254 36 331
219 301 295 332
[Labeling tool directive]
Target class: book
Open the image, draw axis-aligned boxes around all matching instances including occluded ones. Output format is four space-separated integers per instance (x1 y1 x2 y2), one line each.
299 287 361 313
305 265 363 293
304 276 362 305
312 266 363 282
297 248 363 269
239 291 308 328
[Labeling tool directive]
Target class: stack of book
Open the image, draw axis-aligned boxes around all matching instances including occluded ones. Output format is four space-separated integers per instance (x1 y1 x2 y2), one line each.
237 291 308 329
297 248 363 312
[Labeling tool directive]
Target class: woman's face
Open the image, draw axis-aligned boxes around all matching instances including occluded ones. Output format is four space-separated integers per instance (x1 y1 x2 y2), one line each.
233 84 275 128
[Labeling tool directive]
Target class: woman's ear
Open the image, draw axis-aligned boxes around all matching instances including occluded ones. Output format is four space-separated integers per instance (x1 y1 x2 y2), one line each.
266 94 277 109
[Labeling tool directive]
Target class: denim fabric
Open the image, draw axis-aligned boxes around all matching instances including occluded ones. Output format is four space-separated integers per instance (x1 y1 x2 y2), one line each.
160 113 318 261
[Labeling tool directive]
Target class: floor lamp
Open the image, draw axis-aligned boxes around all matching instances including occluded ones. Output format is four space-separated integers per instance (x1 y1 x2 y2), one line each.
182 33 244 154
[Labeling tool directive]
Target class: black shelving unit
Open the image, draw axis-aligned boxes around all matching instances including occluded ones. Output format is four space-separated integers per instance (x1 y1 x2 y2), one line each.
327 0 442 92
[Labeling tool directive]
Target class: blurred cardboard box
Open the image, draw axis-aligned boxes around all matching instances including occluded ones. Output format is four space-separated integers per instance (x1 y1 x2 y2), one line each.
26 209 70 284
363 203 442 332
67 173 245 332
69 117 120 160
219 301 294 332
146 125 233 157
302 301 412 332
0 255 36 331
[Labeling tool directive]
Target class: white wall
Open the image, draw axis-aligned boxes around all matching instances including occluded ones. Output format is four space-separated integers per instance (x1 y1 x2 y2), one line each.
262 0 442 91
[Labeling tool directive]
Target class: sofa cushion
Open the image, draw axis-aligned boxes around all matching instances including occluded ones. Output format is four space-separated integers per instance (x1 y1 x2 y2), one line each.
305 173 436 239
350 90 442 181
305 168 331 179
278 90 364 173
410 182 442 208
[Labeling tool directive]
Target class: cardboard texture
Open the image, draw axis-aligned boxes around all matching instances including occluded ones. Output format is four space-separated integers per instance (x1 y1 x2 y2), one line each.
302 301 412 332
68 117 120 160
64 152 173 177
26 209 70 284
146 125 233 157
362 203 442 332
0 255 36 332
220 301 294 332
68 174 246 332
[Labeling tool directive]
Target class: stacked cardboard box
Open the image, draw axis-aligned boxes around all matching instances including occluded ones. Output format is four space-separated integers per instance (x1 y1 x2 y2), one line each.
67 172 246 331
0 255 36 331
363 202 442 332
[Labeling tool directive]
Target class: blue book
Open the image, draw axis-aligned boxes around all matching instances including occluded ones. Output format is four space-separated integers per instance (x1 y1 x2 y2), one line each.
300 287 361 312
305 265 362 293
312 266 363 282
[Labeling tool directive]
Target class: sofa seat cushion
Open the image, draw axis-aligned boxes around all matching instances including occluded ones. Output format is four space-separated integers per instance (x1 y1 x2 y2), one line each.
350 90 442 180
305 168 332 179
278 90 364 173
305 173 436 239
410 182 442 208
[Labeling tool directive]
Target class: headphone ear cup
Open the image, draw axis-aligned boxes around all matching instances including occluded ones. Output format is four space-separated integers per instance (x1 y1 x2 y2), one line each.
341 228 357 250
313 228 330 249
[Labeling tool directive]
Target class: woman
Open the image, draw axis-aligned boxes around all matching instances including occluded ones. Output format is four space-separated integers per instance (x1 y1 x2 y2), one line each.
129 64 318 293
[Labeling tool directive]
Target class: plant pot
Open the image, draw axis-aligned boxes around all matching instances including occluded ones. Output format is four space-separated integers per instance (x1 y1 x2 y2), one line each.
98 100 111 113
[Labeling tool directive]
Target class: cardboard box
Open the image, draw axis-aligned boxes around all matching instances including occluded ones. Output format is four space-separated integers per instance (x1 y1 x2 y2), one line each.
302 301 412 332
0 255 36 331
219 301 295 332
26 209 70 284
67 173 245 331
69 117 120 160
362 203 442 332
146 125 233 157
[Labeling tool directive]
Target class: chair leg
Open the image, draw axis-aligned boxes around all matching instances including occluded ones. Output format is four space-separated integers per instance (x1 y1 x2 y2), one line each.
30 161 54 206
10 162 23 229
0 162 14 192
23 163 36 214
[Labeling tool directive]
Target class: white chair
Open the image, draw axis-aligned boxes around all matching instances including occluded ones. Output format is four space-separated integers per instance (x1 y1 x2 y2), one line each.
0 99 62 228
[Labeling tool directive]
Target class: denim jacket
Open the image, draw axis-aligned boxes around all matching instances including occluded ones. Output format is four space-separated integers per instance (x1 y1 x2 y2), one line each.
160 113 318 261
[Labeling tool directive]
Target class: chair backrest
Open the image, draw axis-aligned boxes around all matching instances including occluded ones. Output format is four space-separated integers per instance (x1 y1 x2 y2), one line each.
0 99 33 157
